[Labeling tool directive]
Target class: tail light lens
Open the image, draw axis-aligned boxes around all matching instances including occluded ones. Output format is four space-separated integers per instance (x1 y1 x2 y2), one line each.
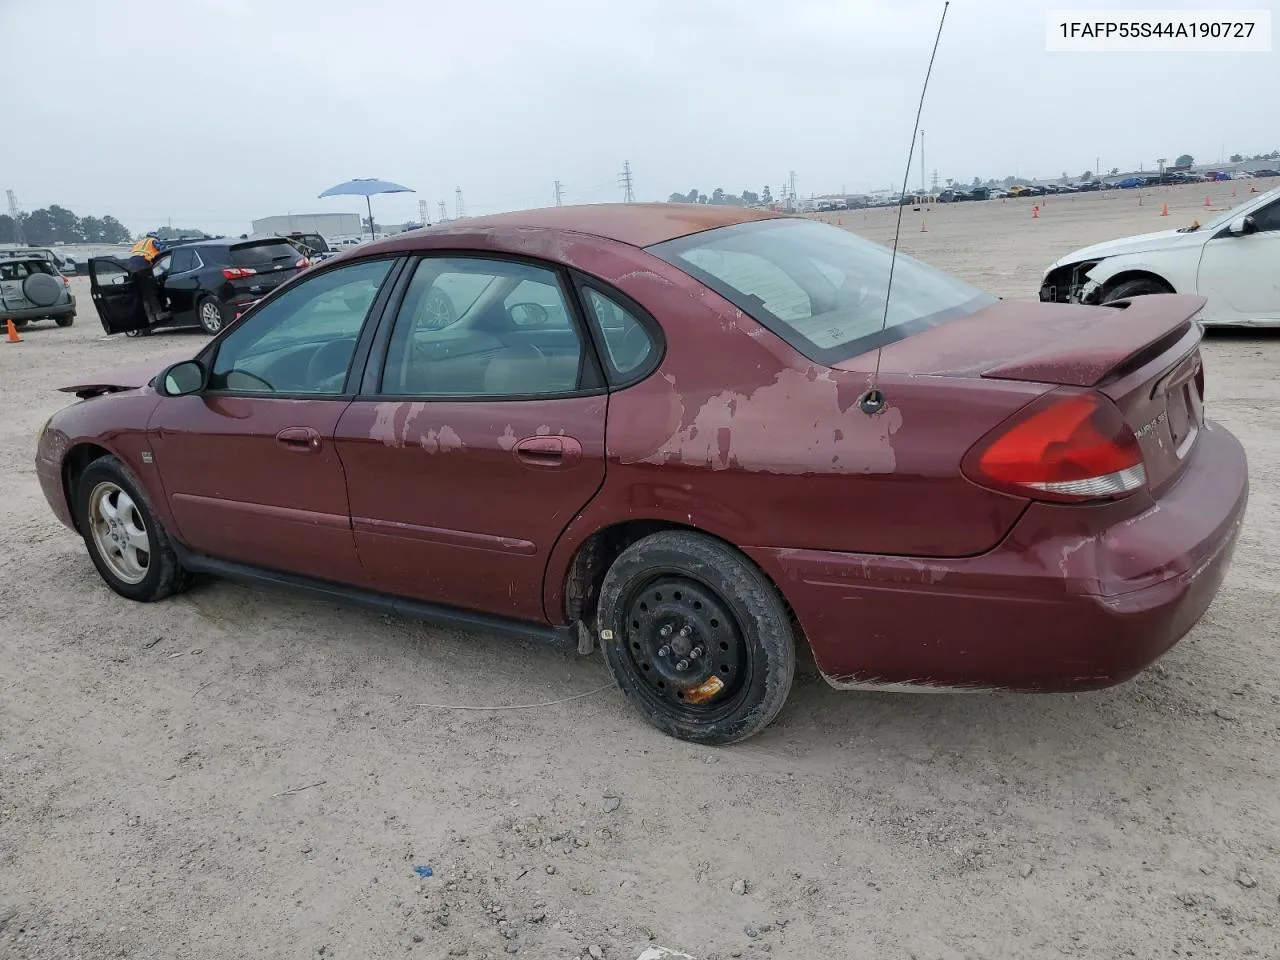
296 257 311 269
221 267 257 279
62 276 71 287
962 390 1146 503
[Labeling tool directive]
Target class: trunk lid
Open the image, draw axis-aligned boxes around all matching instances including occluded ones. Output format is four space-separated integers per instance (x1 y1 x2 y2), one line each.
837 294 1208 493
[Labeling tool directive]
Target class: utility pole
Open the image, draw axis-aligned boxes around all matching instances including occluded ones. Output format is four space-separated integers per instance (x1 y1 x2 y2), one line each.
553 180 564 206
930 169 939 193
454 187 465 220
6 190 24 243
438 201 448 223
418 199 429 226
788 170 797 206
919 129 926 194
618 161 635 202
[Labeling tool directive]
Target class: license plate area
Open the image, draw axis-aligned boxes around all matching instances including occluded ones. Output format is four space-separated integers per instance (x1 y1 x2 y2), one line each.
1168 378 1202 459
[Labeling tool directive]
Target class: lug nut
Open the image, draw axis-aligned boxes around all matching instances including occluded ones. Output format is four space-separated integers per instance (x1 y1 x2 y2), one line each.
657 645 671 657
678 625 692 638
659 624 673 638
675 659 690 672
690 646 704 659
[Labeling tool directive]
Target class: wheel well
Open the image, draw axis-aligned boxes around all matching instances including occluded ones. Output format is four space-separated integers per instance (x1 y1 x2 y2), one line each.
560 520 799 628
62 442 111 531
1098 270 1175 300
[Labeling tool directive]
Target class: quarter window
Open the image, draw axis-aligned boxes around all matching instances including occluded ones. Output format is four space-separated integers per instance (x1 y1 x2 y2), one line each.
581 287 655 378
381 258 585 398
208 258 393 395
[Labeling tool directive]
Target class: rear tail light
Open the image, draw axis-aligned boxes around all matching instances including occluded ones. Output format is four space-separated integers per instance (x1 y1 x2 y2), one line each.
221 267 257 279
962 390 1146 503
62 276 71 287
296 257 311 269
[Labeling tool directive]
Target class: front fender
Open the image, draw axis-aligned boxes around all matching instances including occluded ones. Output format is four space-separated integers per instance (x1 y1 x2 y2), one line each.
1081 247 1202 300
36 390 170 535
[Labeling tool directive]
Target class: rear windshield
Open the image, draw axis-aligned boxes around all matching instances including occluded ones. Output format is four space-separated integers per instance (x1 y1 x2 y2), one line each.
648 218 995 364
0 259 56 280
230 240 302 267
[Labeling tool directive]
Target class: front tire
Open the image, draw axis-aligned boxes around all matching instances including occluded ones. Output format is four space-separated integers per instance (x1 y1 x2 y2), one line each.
75 455 192 602
596 531 796 745
197 296 228 335
1101 277 1171 304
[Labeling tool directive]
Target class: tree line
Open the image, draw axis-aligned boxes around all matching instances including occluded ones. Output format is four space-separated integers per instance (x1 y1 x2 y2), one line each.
667 187 775 206
0 205 133 246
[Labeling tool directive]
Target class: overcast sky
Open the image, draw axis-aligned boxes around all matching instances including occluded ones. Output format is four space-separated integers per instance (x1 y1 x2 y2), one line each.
3 0 1277 233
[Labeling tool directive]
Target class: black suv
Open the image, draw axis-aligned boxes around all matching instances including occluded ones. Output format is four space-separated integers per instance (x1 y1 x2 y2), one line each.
88 236 309 336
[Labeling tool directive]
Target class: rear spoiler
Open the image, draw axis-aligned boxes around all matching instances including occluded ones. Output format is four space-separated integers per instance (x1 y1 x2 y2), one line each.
982 294 1206 388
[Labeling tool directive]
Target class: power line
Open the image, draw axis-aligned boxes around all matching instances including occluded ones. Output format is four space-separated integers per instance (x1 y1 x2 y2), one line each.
438 201 448 222
618 161 634 203
454 187 465 220
418 199 429 226
553 180 564 206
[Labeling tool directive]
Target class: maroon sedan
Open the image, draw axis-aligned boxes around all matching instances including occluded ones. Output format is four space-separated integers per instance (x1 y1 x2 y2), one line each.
37 204 1248 744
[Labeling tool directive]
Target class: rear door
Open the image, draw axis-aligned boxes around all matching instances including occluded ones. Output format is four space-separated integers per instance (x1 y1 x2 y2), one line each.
88 258 149 333
160 246 200 322
333 255 608 622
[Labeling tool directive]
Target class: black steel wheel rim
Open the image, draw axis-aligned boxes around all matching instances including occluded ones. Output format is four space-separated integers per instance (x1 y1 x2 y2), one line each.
619 574 752 722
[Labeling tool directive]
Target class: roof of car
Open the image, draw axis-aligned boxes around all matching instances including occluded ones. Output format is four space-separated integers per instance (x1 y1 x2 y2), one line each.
384 203 787 249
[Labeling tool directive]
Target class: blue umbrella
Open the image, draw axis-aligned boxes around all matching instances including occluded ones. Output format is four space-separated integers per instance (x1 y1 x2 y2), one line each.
318 178 415 240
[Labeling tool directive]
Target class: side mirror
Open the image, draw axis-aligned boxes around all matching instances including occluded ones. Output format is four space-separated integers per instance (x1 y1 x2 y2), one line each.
158 359 207 397
508 301 550 327
1229 215 1257 235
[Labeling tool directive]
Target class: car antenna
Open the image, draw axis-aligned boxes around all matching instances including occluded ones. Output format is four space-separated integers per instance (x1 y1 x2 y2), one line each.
859 0 950 416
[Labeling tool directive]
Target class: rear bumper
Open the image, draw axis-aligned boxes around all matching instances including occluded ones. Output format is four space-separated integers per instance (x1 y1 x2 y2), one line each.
1 298 75 320
748 421 1248 692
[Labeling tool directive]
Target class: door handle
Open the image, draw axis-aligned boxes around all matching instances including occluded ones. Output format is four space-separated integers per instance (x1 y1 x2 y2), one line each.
276 426 321 452
514 435 582 468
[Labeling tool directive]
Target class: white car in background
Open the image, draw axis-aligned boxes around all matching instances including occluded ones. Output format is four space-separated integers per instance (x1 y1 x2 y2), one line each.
1039 185 1280 326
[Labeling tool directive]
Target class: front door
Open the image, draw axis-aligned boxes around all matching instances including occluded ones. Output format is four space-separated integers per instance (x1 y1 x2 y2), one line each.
88 258 149 333
1197 196 1280 321
149 257 399 584
334 255 608 622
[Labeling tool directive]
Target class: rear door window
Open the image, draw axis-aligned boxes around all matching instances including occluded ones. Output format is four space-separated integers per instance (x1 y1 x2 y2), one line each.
169 248 195 273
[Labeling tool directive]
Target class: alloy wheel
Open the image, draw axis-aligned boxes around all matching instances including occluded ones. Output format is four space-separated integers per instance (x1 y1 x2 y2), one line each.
87 481 150 584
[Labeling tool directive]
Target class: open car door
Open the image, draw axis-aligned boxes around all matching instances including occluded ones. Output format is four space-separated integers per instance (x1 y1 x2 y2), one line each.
88 257 149 334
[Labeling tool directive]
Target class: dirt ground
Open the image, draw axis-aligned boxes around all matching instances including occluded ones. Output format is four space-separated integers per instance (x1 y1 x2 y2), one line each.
2 182 1277 960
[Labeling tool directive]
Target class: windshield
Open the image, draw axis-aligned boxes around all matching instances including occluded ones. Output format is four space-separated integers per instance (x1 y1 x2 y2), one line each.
648 218 995 364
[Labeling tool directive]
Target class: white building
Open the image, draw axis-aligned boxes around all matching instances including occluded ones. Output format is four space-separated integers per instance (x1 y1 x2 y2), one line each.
251 212 362 239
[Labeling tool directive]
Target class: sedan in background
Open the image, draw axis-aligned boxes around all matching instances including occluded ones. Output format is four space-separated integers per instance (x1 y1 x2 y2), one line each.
1040 184 1280 325
37 204 1247 743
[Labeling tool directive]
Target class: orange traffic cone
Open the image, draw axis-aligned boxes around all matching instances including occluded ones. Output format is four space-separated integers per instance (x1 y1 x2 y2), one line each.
1204 195 1211 208
1161 202 1169 216
5 319 21 343
1032 205 1040 218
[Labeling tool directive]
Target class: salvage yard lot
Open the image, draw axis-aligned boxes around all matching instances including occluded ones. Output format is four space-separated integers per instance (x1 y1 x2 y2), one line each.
2 182 1277 959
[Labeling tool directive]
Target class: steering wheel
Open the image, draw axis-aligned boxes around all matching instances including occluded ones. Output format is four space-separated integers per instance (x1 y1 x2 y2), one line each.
305 338 357 386
613 322 651 371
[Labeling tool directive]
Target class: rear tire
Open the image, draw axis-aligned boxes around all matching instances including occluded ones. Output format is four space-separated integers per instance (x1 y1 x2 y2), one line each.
1101 277 1171 304
75 455 192 602
197 296 228 335
54 313 75 328
596 531 795 745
